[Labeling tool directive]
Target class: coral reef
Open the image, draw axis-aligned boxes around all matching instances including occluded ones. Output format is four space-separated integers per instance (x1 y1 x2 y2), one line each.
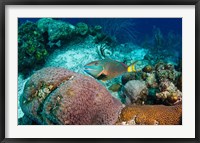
18 21 48 76
18 18 183 126
142 65 153 73
122 80 148 105
18 18 119 77
156 79 182 105
155 62 181 84
37 18 54 33
89 25 102 36
145 73 158 88
120 61 182 106
37 18 75 42
75 22 89 36
116 104 182 125
20 67 122 125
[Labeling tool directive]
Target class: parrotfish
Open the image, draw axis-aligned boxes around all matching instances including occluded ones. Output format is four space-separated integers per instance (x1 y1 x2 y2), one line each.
84 59 137 81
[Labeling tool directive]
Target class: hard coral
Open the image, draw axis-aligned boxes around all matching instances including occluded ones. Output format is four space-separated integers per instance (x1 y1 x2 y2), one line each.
145 73 158 88
142 65 153 73
156 79 182 105
18 21 48 76
116 104 182 125
20 67 122 125
155 62 181 84
37 18 75 42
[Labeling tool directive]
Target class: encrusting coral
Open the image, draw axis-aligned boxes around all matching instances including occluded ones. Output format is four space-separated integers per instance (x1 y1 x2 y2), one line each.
20 67 122 125
116 104 182 125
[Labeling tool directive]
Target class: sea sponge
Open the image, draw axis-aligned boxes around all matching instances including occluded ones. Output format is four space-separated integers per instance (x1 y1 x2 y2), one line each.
122 80 148 105
116 104 182 125
20 67 122 125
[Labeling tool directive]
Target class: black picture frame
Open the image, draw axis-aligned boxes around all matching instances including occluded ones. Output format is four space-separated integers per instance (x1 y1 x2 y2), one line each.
0 0 199 143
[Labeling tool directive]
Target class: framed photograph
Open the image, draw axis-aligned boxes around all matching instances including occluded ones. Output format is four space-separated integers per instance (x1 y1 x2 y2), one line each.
0 0 199 142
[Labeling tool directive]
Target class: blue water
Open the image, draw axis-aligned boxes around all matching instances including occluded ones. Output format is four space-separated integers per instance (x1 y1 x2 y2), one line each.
19 18 182 54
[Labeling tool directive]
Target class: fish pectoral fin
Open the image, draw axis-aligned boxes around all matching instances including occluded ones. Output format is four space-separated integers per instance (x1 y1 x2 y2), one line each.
97 73 108 81
97 70 107 77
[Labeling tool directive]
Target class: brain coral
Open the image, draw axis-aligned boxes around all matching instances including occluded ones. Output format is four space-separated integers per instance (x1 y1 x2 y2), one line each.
20 67 122 125
116 104 182 125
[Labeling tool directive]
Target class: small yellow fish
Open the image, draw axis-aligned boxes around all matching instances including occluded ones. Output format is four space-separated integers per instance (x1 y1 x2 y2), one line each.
84 59 137 81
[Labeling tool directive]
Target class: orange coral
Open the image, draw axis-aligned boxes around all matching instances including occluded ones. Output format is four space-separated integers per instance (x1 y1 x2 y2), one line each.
116 104 182 125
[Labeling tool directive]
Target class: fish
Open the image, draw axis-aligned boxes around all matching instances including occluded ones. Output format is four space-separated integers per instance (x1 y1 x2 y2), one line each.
84 58 137 81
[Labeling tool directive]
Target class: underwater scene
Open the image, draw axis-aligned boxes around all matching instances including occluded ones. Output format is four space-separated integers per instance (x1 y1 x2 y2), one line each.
18 18 182 125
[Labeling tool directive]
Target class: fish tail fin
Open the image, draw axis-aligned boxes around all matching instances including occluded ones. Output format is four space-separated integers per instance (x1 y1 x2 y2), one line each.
127 64 136 72
127 61 138 72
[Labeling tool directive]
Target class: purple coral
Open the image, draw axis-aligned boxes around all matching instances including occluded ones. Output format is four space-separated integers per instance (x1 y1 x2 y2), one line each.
20 67 122 125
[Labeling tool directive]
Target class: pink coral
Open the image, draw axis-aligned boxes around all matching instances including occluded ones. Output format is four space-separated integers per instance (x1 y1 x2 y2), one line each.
20 67 122 125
